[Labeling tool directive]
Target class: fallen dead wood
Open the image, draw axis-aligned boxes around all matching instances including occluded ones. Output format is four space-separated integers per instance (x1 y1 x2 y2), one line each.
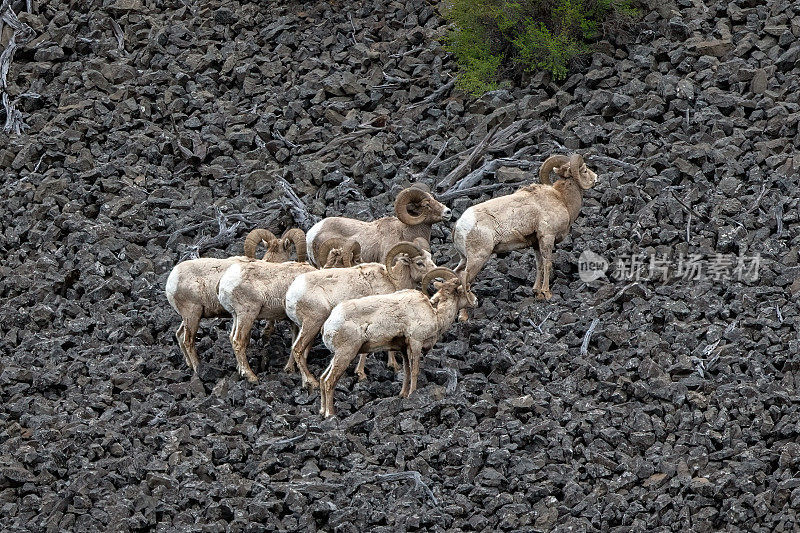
1 3 35 134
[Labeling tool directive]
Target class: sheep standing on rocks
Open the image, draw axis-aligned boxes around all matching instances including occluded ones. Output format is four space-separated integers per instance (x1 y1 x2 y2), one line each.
285 239 438 388
305 184 451 266
452 153 597 299
165 228 306 375
217 259 317 383
318 269 476 418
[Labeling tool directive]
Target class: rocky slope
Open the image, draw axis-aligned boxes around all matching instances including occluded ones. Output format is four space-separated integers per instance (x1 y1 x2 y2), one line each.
1 0 798 531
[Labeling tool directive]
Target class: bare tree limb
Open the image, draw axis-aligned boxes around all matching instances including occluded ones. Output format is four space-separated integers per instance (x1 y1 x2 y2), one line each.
436 124 500 190
406 78 455 111
580 318 600 356
410 138 448 183
375 471 438 506
109 18 124 51
277 177 319 231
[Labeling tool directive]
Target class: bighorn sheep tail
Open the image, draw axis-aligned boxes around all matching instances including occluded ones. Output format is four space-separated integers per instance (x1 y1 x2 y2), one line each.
539 154 570 185
282 228 308 262
394 188 431 225
384 242 423 269
420 268 459 296
243 229 278 258
568 153 585 180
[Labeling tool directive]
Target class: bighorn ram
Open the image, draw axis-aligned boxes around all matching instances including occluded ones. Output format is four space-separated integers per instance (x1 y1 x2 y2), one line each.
285 238 438 388
165 228 307 375
318 269 477 418
305 184 451 266
217 260 317 383
453 153 597 299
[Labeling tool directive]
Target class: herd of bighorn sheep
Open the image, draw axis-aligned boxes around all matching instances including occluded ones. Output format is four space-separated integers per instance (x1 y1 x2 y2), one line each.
165 153 597 416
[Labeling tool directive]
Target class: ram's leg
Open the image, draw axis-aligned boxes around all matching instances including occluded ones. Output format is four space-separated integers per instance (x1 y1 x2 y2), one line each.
175 322 190 367
458 237 494 322
181 307 203 375
321 346 360 418
532 248 543 292
289 319 323 389
406 340 424 397
453 251 466 273
386 351 402 371
229 309 259 383
399 351 411 398
462 247 492 288
537 234 555 300
355 353 368 381
261 320 275 340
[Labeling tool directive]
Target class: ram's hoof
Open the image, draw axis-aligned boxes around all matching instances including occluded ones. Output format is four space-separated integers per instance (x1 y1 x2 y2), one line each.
535 289 553 300
303 378 320 390
283 363 296 373
356 371 367 381
245 374 259 384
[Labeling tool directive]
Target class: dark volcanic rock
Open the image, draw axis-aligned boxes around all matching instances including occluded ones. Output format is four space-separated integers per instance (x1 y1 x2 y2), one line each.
0 0 798 531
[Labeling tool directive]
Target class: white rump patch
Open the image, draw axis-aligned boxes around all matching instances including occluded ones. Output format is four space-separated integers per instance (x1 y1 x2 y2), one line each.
322 305 346 349
217 263 243 313
165 267 180 309
305 221 324 266
453 207 476 253
285 275 307 324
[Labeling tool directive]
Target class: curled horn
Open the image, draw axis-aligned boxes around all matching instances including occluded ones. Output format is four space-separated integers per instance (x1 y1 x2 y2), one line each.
420 268 459 296
384 241 423 269
394 187 431 225
243 229 277 258
569 153 584 180
539 154 570 185
281 228 307 262
317 237 348 267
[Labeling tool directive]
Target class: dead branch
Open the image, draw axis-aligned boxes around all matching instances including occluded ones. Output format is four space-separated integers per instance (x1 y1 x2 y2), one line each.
348 12 357 45
375 471 438 506
746 184 766 214
109 18 124 51
591 282 641 313
184 207 242 259
267 425 308 449
2 92 27 134
406 78 455 110
435 368 458 394
436 124 500 190
274 129 298 150
277 177 319 231
164 202 282 248
410 138 448 183
589 154 640 173
580 318 600 356
446 148 541 194
669 189 710 222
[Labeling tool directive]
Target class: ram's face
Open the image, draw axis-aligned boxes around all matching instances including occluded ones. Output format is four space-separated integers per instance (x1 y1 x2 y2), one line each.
263 240 290 262
423 197 452 222
576 162 597 189
409 251 438 282
461 288 478 309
